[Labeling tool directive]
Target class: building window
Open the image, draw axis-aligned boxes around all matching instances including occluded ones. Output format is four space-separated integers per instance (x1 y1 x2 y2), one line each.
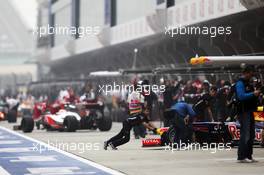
50 13 55 47
51 0 58 4
72 0 80 39
167 0 175 7
111 0 117 26
157 0 165 5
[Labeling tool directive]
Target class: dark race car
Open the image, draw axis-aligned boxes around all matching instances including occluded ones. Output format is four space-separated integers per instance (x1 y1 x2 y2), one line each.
142 110 264 147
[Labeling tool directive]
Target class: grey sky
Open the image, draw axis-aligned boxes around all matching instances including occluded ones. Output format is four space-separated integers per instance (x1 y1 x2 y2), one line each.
10 0 38 29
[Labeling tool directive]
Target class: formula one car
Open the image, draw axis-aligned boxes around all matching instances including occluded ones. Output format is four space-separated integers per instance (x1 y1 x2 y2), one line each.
16 98 112 133
0 102 8 121
18 102 81 133
224 109 264 147
77 99 112 131
142 109 264 147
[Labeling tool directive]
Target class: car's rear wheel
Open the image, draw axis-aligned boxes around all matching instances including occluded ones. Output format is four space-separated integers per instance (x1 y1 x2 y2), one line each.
64 116 79 132
167 127 178 147
260 130 264 148
7 110 17 123
80 116 95 129
21 117 34 133
98 116 112 131
160 131 169 146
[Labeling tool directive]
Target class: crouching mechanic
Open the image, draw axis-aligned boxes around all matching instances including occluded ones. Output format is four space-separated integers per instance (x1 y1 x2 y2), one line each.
104 82 157 150
170 102 196 144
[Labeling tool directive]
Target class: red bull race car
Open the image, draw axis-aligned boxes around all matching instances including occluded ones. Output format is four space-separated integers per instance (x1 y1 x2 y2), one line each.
142 108 264 147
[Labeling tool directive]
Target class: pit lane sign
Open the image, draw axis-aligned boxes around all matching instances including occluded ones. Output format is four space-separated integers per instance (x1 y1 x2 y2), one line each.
0 126 123 175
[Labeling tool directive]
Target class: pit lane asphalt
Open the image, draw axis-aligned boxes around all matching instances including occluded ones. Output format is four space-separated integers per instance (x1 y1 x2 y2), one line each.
1 119 264 175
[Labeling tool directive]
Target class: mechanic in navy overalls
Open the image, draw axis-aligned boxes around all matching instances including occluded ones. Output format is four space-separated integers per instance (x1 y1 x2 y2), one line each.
104 80 157 150
171 102 197 144
236 65 260 163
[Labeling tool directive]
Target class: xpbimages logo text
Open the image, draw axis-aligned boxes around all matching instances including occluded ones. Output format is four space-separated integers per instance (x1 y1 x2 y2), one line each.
33 24 100 38
98 82 166 95
165 25 232 38
164 141 232 154
32 140 100 154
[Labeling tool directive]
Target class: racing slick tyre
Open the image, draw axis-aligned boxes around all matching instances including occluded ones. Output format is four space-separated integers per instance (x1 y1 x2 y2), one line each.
7 109 17 123
261 142 264 148
261 130 264 148
21 117 34 133
80 116 95 130
167 126 178 147
98 116 112 131
159 127 178 147
64 116 79 132
36 121 41 130
160 131 169 146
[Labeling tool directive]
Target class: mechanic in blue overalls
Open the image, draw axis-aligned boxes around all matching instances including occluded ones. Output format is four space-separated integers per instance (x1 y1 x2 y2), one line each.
236 65 260 163
170 102 197 144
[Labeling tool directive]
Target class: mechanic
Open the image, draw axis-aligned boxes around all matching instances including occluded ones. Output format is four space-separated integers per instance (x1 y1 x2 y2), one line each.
192 86 217 122
170 102 197 144
163 80 177 127
133 80 157 139
67 87 79 103
80 83 96 102
226 80 239 121
6 96 19 111
202 80 211 93
104 80 157 150
236 65 260 163
216 83 231 122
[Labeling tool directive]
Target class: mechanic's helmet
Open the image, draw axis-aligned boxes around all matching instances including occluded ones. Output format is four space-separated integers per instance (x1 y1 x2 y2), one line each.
241 64 255 73
224 81 231 87
137 79 150 94
203 80 210 86
252 76 258 82
137 79 149 86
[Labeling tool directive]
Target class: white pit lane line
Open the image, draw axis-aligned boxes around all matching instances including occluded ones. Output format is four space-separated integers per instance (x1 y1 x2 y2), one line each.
0 126 125 175
0 147 34 153
0 140 23 144
0 166 11 175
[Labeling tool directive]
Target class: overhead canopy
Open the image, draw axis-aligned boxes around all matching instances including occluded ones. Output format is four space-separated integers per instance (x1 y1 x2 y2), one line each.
49 7 264 78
